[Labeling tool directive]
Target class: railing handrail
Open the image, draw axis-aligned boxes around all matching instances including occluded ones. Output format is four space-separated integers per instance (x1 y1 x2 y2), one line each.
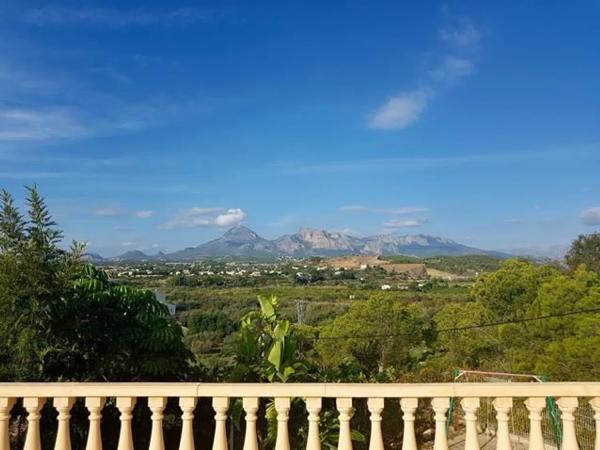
1 382 600 397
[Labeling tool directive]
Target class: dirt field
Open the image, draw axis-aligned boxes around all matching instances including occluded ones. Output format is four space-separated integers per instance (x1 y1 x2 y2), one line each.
321 256 427 278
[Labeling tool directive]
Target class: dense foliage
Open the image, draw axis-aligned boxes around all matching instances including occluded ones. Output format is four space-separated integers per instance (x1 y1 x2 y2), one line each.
566 233 600 274
0 187 191 381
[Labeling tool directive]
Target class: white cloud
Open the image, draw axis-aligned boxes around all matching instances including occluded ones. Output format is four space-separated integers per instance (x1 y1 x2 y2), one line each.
368 90 431 130
383 218 428 228
21 7 212 28
121 241 137 247
439 21 481 48
135 210 154 219
430 55 474 83
0 108 89 142
163 207 246 229
368 18 481 131
94 205 121 217
581 207 600 226
340 205 428 215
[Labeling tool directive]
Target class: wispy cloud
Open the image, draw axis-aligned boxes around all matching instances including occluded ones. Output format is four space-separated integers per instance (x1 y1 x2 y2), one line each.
368 19 481 131
368 90 432 130
94 205 121 217
276 142 600 175
339 205 428 215
0 171 66 179
163 207 246 229
21 7 213 28
503 218 523 224
0 96 211 143
429 55 474 84
581 207 600 226
439 20 482 48
383 218 428 228
95 207 157 219
0 52 216 144
0 108 88 141
121 241 137 247
135 210 154 219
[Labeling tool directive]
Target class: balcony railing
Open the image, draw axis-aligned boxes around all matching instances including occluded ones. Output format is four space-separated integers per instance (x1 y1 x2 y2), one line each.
1 382 600 450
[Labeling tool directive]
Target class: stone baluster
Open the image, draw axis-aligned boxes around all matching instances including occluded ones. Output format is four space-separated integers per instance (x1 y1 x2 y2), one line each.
275 398 291 450
524 398 545 450
54 398 74 450
432 397 450 450
493 398 513 450
0 398 15 450
590 398 600 450
85 397 105 450
306 398 322 450
116 397 136 450
212 398 229 450
336 398 353 450
179 397 197 450
148 397 166 450
401 398 418 450
242 398 259 450
367 398 384 450
557 397 579 450
461 398 481 450
24 397 46 450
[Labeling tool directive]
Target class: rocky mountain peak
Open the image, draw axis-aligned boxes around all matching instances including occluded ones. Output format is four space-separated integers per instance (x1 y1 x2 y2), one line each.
222 225 262 243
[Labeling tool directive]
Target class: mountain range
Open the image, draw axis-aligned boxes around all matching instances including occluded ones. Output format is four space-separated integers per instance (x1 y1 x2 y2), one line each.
86 226 508 262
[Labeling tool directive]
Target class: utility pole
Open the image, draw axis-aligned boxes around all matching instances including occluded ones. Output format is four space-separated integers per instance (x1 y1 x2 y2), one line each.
295 299 307 325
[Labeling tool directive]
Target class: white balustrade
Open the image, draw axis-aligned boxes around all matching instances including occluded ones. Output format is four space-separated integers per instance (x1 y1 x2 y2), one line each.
242 397 259 450
117 397 136 450
401 397 418 450
0 382 598 450
493 397 512 450
85 397 105 450
557 397 580 450
0 397 15 450
212 397 229 450
431 397 449 450
461 397 481 450
367 398 384 450
336 398 353 450
179 397 197 450
306 397 322 450
53 397 74 450
24 397 45 450
525 397 546 450
274 397 291 450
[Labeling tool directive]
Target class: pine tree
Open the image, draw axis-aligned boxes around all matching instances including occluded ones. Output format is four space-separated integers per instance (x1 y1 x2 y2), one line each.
0 189 26 253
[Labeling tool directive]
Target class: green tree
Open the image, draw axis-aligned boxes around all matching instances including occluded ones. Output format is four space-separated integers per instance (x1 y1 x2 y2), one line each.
0 187 191 381
524 266 600 379
432 301 498 369
44 265 191 380
316 296 430 377
566 233 600 274
0 187 79 379
471 259 558 319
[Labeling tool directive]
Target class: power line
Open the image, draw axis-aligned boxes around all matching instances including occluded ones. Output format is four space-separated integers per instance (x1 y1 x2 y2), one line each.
314 306 600 340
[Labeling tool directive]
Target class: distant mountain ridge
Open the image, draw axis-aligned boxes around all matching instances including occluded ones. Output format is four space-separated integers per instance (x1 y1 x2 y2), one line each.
93 225 507 261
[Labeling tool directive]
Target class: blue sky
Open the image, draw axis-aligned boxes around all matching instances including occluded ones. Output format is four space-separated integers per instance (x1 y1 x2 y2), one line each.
0 1 599 256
